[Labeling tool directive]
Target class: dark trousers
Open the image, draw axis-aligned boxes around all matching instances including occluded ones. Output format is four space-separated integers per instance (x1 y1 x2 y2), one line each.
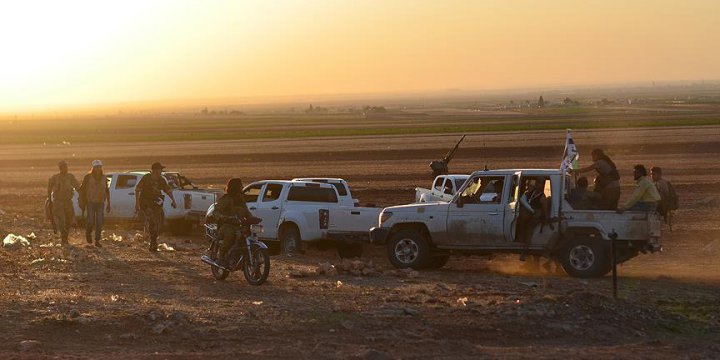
85 202 105 241
52 199 75 243
142 205 163 244
598 186 620 210
219 224 241 263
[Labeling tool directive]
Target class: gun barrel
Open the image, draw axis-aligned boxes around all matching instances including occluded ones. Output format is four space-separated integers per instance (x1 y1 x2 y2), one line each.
443 135 466 163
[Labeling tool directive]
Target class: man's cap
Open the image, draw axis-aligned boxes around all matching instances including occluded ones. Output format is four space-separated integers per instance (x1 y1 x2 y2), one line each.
91 160 103 167
151 162 166 170
58 160 68 166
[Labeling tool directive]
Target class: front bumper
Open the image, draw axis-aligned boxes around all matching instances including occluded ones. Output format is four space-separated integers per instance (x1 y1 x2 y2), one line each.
369 227 389 245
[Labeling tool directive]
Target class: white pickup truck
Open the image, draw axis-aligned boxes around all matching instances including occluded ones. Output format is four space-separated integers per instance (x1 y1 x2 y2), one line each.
370 169 663 278
72 171 218 235
415 174 470 203
241 180 381 258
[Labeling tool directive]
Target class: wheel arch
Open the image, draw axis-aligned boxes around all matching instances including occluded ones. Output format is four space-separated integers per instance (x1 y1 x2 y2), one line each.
388 222 432 244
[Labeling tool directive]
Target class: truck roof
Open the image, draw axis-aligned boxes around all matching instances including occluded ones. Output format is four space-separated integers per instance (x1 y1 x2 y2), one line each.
293 177 347 183
249 180 336 188
469 169 562 176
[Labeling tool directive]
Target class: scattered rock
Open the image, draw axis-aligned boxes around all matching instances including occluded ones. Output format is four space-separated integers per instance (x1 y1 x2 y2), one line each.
67 309 81 319
168 311 190 325
354 349 392 360
316 262 338 276
151 323 169 334
457 297 469 307
403 308 420 316
133 233 145 242
119 332 139 340
18 340 42 352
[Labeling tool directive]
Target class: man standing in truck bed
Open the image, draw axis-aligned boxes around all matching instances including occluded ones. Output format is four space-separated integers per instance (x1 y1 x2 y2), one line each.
47 160 81 245
135 162 177 252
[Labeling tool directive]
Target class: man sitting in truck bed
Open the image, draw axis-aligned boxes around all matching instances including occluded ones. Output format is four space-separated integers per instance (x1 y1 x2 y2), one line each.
618 164 661 212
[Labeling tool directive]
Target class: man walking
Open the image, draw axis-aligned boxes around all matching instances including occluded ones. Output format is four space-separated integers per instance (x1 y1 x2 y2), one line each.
47 160 81 245
80 160 111 247
135 162 176 252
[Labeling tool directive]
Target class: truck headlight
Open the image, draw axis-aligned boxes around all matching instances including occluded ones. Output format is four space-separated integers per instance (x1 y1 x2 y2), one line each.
380 211 393 225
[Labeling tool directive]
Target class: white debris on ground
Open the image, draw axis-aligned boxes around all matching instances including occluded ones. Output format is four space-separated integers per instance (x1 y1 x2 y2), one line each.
3 234 31 249
133 233 145 242
157 243 175 251
105 233 123 242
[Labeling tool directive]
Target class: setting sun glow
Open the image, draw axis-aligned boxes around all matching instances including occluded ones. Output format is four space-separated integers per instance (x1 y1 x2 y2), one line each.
1 0 719 112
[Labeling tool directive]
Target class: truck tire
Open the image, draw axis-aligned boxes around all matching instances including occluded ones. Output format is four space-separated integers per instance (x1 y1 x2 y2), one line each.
425 254 450 269
387 229 430 269
337 243 363 259
560 238 611 278
279 224 301 256
168 219 193 236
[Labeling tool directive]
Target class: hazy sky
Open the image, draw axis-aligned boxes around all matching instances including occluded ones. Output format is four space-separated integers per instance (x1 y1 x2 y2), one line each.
1 0 719 111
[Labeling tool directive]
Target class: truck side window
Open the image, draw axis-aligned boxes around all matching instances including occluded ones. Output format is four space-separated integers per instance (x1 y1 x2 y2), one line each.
287 186 338 203
243 184 263 203
116 175 137 189
262 184 283 202
331 183 348 196
442 178 454 194
433 177 444 191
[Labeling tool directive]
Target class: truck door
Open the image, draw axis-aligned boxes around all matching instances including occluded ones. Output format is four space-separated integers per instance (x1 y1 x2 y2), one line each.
114 174 140 218
508 174 559 246
503 172 522 242
253 182 285 239
446 175 506 245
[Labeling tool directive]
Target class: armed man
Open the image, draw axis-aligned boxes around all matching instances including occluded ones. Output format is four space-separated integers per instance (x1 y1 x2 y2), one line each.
47 160 81 245
135 162 177 252
214 178 255 266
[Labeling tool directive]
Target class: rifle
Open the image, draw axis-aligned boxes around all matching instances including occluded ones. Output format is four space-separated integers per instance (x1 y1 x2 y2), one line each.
430 135 466 178
45 199 57 234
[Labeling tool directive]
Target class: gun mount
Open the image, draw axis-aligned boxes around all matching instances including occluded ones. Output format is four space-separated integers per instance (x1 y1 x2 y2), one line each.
429 135 466 178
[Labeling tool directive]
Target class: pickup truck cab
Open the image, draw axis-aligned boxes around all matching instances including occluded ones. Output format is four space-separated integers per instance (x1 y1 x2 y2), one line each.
72 171 218 235
241 180 381 258
371 169 662 278
415 174 470 203
292 178 359 207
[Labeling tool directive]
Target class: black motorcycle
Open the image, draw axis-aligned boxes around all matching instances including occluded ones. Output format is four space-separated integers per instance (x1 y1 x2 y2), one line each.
201 214 270 285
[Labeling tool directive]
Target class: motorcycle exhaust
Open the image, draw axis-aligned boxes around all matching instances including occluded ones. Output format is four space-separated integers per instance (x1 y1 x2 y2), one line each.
201 255 230 271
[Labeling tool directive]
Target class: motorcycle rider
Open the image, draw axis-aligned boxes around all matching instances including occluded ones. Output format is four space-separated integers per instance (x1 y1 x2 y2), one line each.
214 178 254 266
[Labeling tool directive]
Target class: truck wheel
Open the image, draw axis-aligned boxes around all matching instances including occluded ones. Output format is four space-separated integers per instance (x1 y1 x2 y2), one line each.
280 225 301 256
168 219 193 236
337 243 363 259
560 238 611 278
425 254 450 269
387 229 430 269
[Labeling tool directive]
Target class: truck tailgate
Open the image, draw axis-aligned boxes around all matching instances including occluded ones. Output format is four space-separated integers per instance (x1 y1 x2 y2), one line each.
566 210 662 240
329 207 381 233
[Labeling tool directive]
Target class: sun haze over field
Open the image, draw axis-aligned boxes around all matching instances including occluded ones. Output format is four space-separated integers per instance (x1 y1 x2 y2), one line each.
1 0 719 112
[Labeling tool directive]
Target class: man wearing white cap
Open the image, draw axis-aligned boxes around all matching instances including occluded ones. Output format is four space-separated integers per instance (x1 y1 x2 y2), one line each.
79 160 111 247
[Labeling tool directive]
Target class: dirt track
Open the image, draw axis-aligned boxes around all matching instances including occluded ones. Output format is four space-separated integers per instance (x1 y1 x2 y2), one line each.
1 126 719 358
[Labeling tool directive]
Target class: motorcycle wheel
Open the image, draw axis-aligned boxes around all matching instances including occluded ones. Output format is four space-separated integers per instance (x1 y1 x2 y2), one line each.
209 241 229 280
243 244 270 285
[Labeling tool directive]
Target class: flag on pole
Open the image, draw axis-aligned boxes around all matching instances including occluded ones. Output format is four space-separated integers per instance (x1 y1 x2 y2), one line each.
561 129 579 171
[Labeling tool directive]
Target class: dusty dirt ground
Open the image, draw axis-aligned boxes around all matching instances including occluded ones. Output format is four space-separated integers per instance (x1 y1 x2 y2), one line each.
1 126 719 358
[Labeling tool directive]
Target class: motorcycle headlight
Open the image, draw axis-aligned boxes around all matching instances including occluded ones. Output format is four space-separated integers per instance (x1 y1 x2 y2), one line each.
380 211 393 225
250 224 264 234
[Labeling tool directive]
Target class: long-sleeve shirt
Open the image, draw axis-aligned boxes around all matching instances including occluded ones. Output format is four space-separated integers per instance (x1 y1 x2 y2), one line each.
48 173 80 201
623 177 661 209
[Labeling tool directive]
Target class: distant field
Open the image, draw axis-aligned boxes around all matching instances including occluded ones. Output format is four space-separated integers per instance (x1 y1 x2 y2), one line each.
1 105 718 144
